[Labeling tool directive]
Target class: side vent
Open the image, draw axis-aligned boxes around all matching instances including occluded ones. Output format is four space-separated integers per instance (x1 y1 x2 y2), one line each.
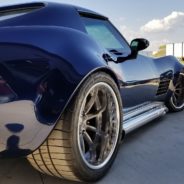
156 78 171 96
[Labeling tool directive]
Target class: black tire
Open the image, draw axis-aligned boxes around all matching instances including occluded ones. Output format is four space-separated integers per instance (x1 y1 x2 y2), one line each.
166 74 184 112
27 72 122 182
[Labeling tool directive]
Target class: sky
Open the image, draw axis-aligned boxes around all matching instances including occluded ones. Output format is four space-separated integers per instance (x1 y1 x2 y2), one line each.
0 0 184 52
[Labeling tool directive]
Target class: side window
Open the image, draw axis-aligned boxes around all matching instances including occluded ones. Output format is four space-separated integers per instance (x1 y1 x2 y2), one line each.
81 16 131 54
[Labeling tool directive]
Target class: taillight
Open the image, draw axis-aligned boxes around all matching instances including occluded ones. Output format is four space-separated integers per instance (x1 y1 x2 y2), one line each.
0 75 16 103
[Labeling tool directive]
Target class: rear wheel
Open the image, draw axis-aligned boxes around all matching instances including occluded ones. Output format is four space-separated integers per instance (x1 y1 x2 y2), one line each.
167 74 184 112
27 72 122 182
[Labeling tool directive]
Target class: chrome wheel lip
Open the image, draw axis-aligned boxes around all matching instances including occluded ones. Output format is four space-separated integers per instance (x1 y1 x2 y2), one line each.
170 95 184 109
77 82 120 170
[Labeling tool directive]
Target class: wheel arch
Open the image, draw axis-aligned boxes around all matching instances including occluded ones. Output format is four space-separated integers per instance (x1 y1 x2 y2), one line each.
60 66 120 117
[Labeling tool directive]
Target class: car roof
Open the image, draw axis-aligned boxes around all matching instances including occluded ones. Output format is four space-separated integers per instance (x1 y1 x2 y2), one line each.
0 1 108 20
0 1 108 31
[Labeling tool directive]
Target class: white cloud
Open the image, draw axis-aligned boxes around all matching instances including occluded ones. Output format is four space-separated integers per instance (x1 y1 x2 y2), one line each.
141 11 184 33
117 11 184 51
118 25 166 51
119 25 142 42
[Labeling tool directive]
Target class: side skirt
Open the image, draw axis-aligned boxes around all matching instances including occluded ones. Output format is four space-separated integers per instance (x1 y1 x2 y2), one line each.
123 102 168 134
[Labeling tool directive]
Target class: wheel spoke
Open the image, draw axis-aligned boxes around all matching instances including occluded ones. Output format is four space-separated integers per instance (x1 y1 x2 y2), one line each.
84 133 97 163
96 113 102 132
175 88 184 94
84 90 96 114
85 112 99 120
174 90 182 94
175 82 181 88
176 87 184 90
174 92 180 97
83 131 93 146
85 107 106 121
86 125 97 132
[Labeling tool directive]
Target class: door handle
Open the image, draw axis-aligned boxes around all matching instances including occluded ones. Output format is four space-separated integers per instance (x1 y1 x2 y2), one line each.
103 53 116 63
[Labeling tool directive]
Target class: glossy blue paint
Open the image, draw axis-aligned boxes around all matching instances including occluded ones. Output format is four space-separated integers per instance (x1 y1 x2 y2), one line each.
0 2 183 157
109 55 182 107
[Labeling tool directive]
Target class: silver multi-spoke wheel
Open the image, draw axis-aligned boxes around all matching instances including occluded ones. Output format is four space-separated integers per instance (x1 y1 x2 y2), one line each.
78 82 120 169
28 72 122 182
170 75 184 110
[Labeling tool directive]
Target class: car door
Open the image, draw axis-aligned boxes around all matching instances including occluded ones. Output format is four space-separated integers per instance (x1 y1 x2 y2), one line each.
81 16 159 108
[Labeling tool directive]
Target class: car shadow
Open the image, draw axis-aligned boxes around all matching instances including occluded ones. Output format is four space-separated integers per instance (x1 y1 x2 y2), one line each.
0 112 182 184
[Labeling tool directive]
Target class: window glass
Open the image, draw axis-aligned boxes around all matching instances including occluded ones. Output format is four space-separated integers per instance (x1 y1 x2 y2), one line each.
81 16 131 53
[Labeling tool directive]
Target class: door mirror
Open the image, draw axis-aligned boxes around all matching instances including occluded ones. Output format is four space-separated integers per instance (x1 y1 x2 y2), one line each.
130 38 149 52
109 38 150 63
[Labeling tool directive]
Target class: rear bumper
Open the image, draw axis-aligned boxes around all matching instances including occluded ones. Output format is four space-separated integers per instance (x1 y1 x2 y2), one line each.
0 100 55 157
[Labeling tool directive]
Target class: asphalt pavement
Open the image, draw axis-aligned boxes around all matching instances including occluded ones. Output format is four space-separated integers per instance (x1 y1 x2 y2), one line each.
0 111 183 184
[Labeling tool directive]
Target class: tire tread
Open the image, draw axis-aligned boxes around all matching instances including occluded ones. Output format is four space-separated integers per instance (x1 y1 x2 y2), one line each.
27 72 122 182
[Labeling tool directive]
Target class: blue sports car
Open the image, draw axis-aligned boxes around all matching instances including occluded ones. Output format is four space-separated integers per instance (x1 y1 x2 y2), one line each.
0 2 183 182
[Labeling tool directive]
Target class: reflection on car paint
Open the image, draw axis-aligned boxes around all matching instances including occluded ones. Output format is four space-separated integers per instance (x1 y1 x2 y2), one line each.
0 2 183 158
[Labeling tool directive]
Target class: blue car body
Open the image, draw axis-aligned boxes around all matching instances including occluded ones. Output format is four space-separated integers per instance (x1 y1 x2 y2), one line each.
0 2 183 157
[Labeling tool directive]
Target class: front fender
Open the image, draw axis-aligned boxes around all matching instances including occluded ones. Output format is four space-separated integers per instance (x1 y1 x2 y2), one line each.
153 56 184 101
154 55 183 75
0 26 117 157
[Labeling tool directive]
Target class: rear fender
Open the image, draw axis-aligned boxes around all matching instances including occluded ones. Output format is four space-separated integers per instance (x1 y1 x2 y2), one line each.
0 26 119 157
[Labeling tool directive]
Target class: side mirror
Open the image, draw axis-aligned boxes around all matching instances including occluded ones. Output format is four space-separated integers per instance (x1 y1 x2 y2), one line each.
130 38 149 57
111 38 150 63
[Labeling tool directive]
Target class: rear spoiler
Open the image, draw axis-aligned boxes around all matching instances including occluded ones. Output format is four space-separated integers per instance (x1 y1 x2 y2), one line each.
0 2 45 15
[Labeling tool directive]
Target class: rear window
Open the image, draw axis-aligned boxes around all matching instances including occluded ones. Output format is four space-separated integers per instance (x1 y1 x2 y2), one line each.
0 3 44 21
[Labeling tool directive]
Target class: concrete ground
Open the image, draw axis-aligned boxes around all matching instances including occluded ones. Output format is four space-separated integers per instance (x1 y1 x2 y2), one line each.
0 111 184 184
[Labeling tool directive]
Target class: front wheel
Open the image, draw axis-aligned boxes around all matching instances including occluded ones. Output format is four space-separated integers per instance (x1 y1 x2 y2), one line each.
167 74 184 112
27 72 122 182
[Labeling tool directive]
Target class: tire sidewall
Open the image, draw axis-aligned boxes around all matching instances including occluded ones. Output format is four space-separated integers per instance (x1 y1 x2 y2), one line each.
168 96 184 112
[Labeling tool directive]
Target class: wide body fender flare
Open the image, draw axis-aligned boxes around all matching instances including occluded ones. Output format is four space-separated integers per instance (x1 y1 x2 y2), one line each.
0 26 119 157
